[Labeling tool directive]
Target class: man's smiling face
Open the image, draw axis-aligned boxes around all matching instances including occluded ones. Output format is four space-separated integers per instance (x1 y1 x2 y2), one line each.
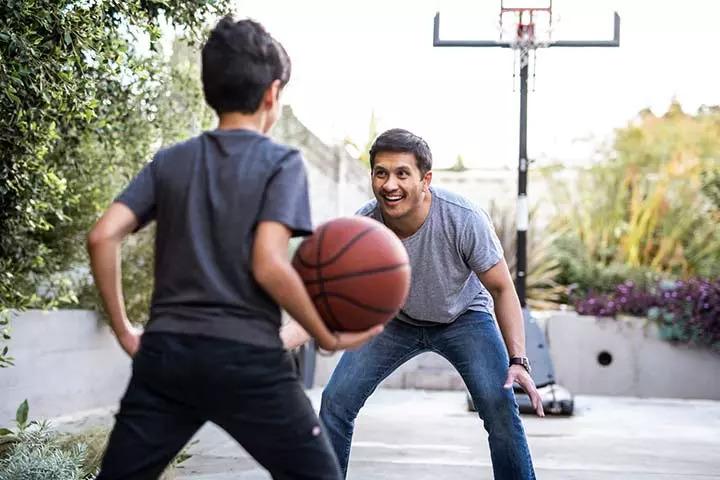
371 151 431 221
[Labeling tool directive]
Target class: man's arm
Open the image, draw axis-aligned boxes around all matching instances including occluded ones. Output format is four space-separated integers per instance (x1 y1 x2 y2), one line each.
280 319 311 350
87 203 142 357
478 258 526 358
253 221 382 352
477 258 545 416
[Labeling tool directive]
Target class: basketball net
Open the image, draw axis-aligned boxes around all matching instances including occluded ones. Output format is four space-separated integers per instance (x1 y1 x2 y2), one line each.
499 7 554 89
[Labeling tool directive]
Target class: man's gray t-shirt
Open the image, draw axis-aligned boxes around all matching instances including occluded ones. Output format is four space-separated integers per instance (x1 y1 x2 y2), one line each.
357 187 503 325
115 129 312 348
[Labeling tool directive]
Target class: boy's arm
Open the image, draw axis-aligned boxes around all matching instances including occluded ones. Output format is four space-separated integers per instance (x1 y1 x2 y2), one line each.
253 221 383 351
87 203 142 357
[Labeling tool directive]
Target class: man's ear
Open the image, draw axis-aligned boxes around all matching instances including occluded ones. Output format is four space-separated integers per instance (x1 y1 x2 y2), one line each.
262 79 282 109
423 170 433 191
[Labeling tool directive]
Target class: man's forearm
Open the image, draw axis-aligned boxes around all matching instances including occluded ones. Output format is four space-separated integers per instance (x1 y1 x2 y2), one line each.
493 287 526 358
87 237 132 337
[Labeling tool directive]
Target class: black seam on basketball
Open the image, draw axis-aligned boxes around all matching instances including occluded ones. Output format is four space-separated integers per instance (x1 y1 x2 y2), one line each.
302 263 409 285
293 225 379 269
312 292 398 315
316 225 342 330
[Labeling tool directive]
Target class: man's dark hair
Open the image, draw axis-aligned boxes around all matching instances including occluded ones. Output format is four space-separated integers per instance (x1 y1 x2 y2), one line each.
202 16 291 114
369 129 433 175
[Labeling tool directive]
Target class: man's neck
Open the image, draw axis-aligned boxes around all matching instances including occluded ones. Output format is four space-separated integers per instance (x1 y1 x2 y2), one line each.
217 111 266 133
384 190 433 239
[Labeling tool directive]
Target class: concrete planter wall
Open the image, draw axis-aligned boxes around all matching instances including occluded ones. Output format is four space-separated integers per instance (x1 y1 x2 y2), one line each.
545 311 720 400
0 310 130 423
314 312 720 400
3 309 719 424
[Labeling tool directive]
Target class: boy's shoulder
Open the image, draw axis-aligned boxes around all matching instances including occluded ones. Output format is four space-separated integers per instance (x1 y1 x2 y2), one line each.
155 131 300 166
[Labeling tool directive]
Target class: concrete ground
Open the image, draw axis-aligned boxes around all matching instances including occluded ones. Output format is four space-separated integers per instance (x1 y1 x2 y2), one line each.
56 389 720 479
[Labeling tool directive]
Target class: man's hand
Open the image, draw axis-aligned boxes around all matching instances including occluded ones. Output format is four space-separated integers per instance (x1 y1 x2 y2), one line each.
504 365 545 417
281 320 312 350
117 326 142 357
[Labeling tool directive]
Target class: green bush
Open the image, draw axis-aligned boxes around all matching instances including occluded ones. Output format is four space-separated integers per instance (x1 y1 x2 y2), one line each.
547 101 720 295
0 435 88 480
0 0 229 366
1 401 191 479
73 38 216 325
0 401 89 479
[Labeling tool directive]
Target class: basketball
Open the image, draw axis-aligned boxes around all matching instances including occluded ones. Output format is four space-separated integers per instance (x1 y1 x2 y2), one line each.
292 216 411 332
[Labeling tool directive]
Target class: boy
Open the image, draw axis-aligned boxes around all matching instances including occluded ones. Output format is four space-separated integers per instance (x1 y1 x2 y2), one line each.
88 16 381 479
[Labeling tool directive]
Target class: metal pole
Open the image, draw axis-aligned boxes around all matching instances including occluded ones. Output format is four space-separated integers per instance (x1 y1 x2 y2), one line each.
516 51 529 307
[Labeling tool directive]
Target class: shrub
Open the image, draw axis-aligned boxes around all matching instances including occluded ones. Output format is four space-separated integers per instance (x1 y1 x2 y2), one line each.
575 278 720 351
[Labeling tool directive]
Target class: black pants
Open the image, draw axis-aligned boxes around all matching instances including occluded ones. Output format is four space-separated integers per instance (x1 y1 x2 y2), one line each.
96 333 342 480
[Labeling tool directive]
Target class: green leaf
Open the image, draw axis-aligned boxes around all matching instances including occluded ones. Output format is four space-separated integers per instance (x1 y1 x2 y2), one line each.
0 428 13 436
16 400 28 426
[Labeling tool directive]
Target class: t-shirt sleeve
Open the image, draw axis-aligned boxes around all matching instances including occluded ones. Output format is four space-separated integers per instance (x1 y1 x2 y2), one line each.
114 159 157 232
258 151 313 237
460 208 504 273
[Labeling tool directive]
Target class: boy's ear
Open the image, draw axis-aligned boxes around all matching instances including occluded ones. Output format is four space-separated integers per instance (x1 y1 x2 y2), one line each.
262 79 282 109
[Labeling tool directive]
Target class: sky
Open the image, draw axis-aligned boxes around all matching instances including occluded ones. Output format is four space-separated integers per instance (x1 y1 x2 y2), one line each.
225 0 720 169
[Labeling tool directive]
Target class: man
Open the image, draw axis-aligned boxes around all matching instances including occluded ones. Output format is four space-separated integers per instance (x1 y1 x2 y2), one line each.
283 128 543 479
87 16 380 479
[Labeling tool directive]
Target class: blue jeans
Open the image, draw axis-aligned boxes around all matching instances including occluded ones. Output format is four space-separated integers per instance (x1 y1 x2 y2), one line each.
319 310 536 479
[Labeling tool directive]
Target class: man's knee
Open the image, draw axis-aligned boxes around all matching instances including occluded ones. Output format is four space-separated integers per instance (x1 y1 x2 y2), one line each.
320 379 362 422
472 387 518 419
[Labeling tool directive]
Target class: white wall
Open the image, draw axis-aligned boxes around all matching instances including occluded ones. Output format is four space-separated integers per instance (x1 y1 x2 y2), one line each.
0 310 131 423
272 105 372 223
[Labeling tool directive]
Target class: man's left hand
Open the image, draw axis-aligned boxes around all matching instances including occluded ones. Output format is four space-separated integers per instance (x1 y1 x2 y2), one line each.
504 365 545 417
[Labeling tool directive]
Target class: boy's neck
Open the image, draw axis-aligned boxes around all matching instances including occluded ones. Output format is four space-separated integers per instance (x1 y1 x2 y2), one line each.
217 111 267 133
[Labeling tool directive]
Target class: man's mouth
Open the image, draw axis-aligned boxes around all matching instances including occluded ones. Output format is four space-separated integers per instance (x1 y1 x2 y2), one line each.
381 193 404 205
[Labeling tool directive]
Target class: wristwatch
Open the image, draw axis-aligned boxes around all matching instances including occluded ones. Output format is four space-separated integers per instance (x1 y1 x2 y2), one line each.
509 356 531 374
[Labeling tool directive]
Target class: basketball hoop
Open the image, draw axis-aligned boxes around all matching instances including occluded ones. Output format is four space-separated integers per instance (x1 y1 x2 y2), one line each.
499 0 554 71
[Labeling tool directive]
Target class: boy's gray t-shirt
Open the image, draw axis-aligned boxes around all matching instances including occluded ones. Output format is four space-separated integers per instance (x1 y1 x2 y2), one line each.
357 187 503 325
115 129 312 348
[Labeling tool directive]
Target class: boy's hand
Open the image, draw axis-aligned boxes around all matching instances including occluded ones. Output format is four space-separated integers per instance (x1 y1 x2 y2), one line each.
118 327 143 357
325 324 385 352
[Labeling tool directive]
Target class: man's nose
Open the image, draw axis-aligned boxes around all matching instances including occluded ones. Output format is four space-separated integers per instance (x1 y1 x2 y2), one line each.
382 176 398 191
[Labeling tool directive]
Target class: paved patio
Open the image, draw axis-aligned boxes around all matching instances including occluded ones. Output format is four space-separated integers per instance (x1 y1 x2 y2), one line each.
56 388 720 479
174 389 720 479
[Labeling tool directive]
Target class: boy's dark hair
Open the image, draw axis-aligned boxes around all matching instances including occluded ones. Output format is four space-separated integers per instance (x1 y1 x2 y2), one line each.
369 129 433 175
202 16 291 114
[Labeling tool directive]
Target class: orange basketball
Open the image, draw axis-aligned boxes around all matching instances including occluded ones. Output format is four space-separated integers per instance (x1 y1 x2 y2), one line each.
292 216 410 332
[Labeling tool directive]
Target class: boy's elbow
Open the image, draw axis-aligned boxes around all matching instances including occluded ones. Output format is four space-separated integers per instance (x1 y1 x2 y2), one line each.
87 225 110 251
252 253 282 288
